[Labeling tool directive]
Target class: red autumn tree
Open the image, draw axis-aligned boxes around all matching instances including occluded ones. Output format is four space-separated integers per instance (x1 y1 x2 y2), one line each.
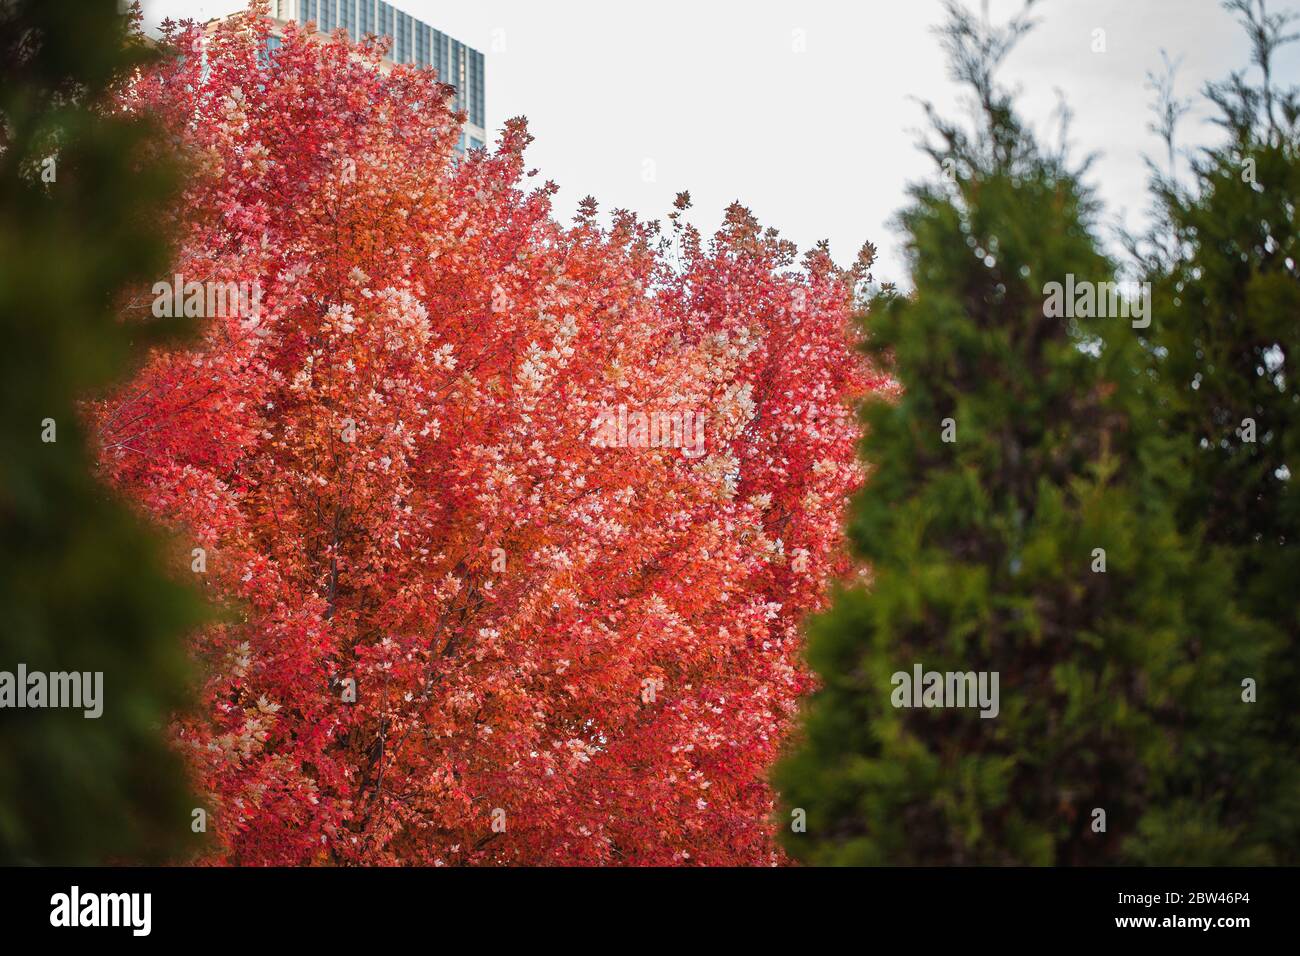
97 6 884 864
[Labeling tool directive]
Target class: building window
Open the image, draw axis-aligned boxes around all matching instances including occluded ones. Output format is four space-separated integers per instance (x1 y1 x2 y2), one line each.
471 49 484 128
258 35 283 68
342 0 355 39
459 45 468 113
360 0 373 36
397 12 411 63
452 42 463 111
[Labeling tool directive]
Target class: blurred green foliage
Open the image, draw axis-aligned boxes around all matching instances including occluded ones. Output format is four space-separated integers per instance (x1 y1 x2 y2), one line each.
1134 0 1300 864
776 0 1293 865
0 0 208 863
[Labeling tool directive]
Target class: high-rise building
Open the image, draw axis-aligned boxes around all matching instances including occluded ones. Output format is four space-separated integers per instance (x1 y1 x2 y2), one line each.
261 1 486 153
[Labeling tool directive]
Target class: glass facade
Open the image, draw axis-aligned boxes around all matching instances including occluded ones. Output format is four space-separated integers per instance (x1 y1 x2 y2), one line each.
279 1 486 147
469 49 484 129
450 42 460 108
257 34 282 70
397 12 411 63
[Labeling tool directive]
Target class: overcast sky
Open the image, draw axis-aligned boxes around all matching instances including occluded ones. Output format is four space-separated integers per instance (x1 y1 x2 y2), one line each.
143 0 1300 284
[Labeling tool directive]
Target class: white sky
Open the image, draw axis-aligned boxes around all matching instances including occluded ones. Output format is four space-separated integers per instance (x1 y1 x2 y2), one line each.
143 0 1300 284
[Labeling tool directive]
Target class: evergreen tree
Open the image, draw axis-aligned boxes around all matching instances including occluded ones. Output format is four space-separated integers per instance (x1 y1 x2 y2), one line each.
0 0 207 862
1135 0 1300 863
775 0 1266 865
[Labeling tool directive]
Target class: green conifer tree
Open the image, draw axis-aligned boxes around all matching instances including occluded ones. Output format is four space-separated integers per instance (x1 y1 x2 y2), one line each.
0 0 207 863
776 0 1266 865
1133 0 1300 863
